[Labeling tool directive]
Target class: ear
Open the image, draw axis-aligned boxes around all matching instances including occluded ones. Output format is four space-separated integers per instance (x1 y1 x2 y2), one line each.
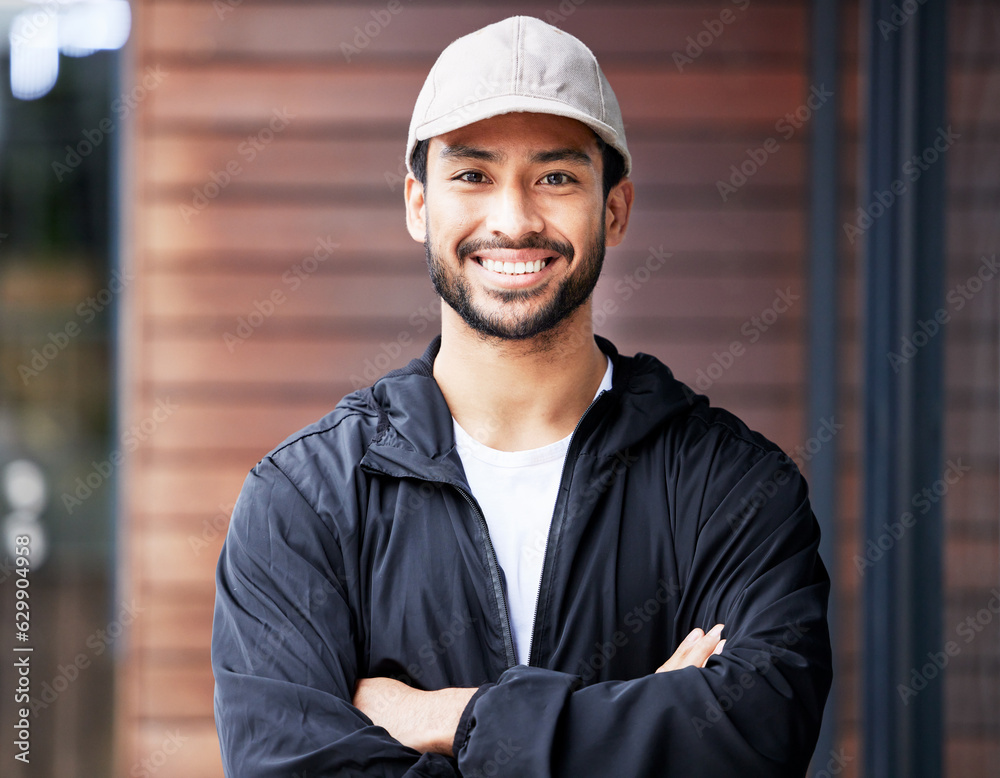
404 173 427 243
604 177 634 248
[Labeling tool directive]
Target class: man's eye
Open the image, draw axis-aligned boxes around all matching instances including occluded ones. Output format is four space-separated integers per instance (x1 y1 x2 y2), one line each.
455 171 487 183
542 172 575 185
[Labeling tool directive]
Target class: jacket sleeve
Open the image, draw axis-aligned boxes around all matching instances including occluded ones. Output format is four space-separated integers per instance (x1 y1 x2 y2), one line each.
454 450 832 777
211 457 460 778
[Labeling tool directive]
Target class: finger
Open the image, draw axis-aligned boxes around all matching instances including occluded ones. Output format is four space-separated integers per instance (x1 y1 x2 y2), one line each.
712 639 726 656
656 625 724 673
669 624 725 670
683 624 725 669
706 623 724 643
655 628 704 673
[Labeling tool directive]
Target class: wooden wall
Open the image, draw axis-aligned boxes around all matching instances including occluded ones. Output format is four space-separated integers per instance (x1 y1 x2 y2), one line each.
117 2 846 776
941 3 1000 773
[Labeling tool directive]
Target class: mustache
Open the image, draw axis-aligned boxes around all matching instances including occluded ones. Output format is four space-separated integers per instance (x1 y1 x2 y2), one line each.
457 235 575 262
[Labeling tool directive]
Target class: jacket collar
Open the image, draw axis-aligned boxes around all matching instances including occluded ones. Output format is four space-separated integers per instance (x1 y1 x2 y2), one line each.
359 335 701 484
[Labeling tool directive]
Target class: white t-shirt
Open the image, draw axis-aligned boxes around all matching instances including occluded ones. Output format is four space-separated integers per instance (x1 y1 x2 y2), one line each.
452 358 613 664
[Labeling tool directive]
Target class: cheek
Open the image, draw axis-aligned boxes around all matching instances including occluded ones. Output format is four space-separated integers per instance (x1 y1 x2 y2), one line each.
561 212 602 250
428 196 480 240
548 194 602 231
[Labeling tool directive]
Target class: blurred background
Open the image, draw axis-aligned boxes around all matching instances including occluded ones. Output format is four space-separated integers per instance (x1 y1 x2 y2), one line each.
0 1 996 776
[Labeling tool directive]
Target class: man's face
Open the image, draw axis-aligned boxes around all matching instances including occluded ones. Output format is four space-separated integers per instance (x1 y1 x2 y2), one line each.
405 113 621 342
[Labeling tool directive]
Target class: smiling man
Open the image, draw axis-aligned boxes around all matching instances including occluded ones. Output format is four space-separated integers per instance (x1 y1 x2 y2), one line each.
212 16 832 778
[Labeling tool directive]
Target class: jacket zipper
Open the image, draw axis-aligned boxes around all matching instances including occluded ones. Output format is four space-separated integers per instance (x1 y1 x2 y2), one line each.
526 389 608 667
359 459 520 671
363 384 610 672
456 487 518 669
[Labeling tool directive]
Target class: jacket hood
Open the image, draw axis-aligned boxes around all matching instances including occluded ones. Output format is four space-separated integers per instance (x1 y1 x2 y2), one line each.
358 335 702 483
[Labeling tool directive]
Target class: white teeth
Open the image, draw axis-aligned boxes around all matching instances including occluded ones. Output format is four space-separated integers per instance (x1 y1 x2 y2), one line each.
480 258 549 275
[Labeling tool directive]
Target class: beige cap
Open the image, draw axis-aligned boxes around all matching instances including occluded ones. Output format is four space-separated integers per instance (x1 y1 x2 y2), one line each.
406 16 631 176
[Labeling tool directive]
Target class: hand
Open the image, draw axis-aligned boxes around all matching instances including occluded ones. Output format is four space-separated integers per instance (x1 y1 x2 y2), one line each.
655 623 725 673
353 677 477 756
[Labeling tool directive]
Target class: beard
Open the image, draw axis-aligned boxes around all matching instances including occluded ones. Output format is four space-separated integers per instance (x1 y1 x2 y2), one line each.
424 224 606 342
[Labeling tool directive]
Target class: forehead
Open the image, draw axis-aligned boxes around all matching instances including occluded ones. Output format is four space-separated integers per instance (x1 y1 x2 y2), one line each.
428 112 600 163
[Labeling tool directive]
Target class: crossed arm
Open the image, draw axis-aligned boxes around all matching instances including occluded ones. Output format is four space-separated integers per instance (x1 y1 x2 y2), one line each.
353 624 726 756
215 452 830 776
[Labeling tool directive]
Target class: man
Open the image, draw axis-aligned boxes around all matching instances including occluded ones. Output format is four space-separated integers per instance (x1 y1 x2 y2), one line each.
212 15 831 777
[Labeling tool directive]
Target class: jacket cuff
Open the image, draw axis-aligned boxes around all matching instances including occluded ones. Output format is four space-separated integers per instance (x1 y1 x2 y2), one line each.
452 683 494 757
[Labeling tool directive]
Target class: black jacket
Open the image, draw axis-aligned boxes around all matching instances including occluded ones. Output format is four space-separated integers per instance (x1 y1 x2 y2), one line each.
212 336 831 777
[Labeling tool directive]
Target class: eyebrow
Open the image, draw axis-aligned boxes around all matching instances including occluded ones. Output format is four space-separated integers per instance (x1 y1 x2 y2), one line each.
438 144 594 168
439 144 505 164
529 148 594 167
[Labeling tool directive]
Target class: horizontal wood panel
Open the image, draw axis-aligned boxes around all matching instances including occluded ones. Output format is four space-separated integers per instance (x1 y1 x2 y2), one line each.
950 142 1000 191
144 203 806 254
145 66 811 127
660 340 996 392
145 272 439 320
139 528 221 587
942 614 1000 669
137 663 214 719
145 3 812 59
132 463 250 519
134 721 222 778
785 403 1000 464
908 542 998 593
947 739 1000 778
835 586 1000 666
135 599 215 653
144 401 336 453
947 569 1000 609
947 210 1000 253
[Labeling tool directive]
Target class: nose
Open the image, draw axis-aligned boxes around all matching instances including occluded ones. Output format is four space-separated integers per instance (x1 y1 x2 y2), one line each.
485 180 545 241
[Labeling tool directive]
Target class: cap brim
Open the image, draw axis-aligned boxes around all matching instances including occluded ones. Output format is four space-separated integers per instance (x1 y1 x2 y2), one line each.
409 94 631 175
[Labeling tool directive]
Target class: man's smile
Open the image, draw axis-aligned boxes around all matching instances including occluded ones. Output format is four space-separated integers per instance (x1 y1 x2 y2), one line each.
478 257 550 275
470 249 560 286
472 248 558 277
